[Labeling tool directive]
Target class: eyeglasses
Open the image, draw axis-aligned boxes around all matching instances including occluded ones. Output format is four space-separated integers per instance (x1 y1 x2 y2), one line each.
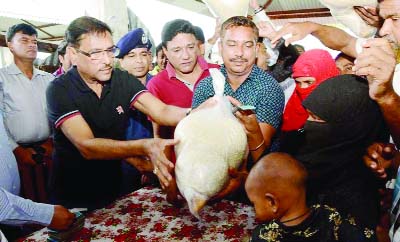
74 46 120 60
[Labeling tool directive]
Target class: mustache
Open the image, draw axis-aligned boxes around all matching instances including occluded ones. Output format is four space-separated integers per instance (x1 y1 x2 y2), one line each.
100 64 113 71
229 58 248 62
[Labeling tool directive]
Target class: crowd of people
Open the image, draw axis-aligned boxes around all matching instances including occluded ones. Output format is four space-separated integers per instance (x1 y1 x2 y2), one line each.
1 0 400 241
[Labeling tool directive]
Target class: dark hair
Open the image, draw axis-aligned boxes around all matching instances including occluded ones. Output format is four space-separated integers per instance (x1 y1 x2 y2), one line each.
161 19 195 48
6 23 37 42
193 26 205 44
293 44 305 53
57 40 68 56
220 16 258 41
335 52 355 62
156 43 163 55
65 16 112 47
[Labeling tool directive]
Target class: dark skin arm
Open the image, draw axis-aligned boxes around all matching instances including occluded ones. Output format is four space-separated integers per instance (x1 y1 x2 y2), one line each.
271 21 358 58
60 114 177 188
229 96 275 161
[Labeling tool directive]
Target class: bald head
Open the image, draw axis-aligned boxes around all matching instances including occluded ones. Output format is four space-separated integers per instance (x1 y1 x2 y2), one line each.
245 152 308 222
246 152 308 197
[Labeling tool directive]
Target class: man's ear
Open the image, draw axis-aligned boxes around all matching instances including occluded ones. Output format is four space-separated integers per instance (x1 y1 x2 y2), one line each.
265 192 278 213
67 46 78 64
7 42 13 52
199 43 205 56
58 55 65 65
162 46 169 59
255 41 260 55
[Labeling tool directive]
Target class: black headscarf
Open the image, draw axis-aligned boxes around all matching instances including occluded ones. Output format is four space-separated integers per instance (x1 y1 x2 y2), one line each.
293 74 388 183
290 75 389 227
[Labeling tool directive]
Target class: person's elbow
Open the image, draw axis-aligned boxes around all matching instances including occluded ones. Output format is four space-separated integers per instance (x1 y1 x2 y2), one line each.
75 139 97 160
153 104 180 126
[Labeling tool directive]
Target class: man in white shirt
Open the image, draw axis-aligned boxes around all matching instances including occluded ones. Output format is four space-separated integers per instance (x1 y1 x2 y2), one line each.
0 23 54 168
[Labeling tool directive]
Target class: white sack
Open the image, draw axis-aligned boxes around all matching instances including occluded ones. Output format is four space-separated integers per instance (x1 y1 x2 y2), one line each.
319 0 378 38
174 69 247 218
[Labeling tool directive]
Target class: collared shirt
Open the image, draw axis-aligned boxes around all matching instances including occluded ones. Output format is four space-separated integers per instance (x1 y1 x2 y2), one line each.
146 56 219 139
0 63 54 150
47 67 146 209
147 56 219 108
192 65 284 129
0 111 53 226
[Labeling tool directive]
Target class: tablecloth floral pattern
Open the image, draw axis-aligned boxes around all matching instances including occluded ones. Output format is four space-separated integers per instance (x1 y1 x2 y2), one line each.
19 187 257 242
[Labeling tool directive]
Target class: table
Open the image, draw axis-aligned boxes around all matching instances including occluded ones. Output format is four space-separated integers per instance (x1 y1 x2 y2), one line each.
18 187 257 242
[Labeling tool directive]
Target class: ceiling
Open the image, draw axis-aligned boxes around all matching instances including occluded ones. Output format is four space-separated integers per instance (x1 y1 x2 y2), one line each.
0 0 336 53
162 0 335 28
0 16 66 53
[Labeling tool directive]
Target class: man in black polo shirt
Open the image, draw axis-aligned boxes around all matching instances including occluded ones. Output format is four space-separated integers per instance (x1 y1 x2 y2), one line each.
46 16 196 210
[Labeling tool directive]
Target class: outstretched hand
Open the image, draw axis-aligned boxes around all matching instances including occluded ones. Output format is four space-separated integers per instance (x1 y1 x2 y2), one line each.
271 22 317 47
144 138 179 188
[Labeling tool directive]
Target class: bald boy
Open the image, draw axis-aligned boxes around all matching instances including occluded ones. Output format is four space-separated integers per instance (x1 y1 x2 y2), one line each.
246 152 376 242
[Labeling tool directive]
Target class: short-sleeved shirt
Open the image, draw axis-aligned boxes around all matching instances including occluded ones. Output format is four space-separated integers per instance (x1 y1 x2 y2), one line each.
147 56 219 139
0 63 54 150
46 67 146 209
192 65 284 130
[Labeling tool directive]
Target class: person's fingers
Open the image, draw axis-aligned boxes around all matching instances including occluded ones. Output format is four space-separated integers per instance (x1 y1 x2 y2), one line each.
271 24 293 45
356 46 392 66
227 96 242 107
364 154 378 169
354 6 373 19
157 154 173 179
363 6 378 15
164 138 180 149
355 65 384 77
363 39 394 56
156 164 171 188
382 143 397 159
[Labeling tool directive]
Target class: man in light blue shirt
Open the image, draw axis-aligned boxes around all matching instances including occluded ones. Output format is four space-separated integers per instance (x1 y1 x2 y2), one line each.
0 110 74 239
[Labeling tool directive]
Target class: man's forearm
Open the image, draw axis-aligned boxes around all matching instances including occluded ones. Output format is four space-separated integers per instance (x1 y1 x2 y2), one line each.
77 138 150 160
151 105 186 126
311 22 358 58
377 93 400 148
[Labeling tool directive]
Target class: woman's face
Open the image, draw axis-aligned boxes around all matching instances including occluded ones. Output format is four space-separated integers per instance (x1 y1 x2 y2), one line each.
295 76 316 89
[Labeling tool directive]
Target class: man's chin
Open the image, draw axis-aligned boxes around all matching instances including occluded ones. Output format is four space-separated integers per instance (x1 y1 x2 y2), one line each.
227 66 253 76
97 73 112 82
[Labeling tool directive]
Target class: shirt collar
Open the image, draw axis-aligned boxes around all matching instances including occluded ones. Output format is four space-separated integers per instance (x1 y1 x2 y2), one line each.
69 66 112 94
7 62 48 78
166 56 210 80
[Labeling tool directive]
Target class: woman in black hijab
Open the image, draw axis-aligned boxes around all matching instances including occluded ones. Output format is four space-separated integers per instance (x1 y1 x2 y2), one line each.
288 74 389 229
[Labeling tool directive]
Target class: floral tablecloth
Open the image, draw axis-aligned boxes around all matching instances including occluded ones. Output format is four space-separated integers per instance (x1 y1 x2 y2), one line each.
19 187 257 242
